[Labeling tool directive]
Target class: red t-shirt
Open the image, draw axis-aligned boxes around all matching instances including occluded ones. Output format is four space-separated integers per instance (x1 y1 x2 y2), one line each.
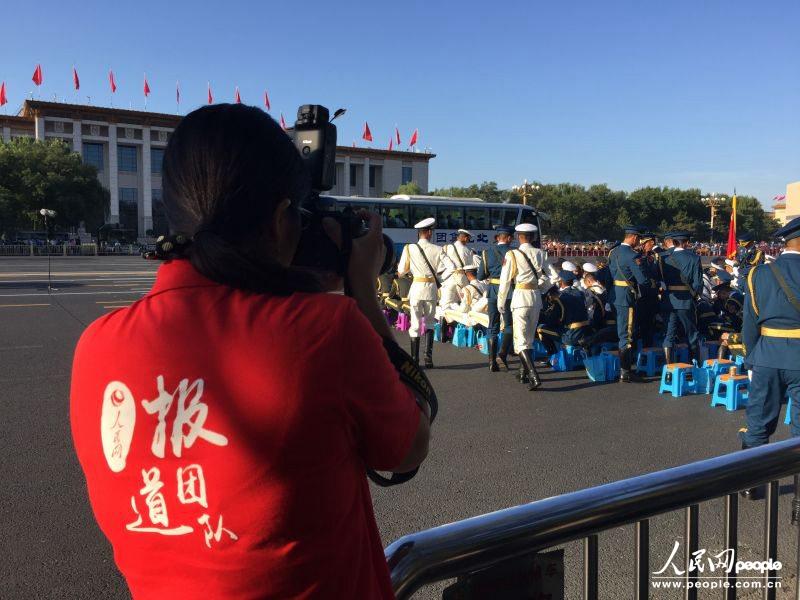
70 259 420 599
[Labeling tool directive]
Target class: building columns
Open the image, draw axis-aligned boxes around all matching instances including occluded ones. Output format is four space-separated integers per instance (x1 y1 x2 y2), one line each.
363 158 370 196
141 127 152 237
343 156 351 196
72 119 82 155
2 126 10 143
108 126 119 223
34 116 45 141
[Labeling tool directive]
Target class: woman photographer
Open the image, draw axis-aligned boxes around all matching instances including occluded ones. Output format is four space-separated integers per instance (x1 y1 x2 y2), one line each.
70 104 430 599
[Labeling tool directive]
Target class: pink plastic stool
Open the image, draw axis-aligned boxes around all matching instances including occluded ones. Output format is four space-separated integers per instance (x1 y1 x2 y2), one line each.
395 313 410 332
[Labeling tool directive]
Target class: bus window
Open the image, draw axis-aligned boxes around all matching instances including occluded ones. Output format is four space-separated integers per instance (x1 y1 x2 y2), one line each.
465 208 489 230
491 208 519 228
380 205 409 228
410 205 434 226
436 207 464 230
519 209 537 225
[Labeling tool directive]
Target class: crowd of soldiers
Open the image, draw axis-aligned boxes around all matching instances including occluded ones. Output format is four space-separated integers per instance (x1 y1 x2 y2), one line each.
377 217 795 394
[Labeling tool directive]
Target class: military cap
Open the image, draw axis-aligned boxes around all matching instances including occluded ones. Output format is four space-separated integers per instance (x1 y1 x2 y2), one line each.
515 223 538 233
773 216 800 242
464 263 478 272
622 225 644 235
715 270 733 283
582 262 599 273
737 232 755 243
559 270 576 283
640 232 656 242
494 225 514 235
414 217 436 229
561 260 578 272
667 230 690 241
457 228 473 237
712 280 732 293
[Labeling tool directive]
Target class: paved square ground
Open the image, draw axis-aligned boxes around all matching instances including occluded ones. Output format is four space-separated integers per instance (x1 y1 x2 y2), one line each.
1 257 797 598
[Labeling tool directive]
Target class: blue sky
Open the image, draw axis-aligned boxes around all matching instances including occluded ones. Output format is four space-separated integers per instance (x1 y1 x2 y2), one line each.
2 0 797 205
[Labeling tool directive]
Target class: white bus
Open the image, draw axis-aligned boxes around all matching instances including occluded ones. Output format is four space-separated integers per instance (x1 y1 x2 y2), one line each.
320 194 546 257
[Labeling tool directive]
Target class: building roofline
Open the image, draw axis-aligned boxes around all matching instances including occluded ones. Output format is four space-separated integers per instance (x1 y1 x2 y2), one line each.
335 145 435 160
21 100 182 127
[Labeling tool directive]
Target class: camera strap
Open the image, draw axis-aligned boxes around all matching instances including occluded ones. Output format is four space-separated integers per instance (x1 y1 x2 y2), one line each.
366 337 438 487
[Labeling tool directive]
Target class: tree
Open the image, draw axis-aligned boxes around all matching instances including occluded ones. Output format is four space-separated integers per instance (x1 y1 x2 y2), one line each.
0 138 109 238
396 181 422 195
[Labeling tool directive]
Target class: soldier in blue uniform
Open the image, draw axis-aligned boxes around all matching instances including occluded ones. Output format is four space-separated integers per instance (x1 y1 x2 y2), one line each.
636 233 661 348
609 225 650 382
736 232 765 279
536 271 593 354
739 217 800 472
478 225 514 371
659 230 703 365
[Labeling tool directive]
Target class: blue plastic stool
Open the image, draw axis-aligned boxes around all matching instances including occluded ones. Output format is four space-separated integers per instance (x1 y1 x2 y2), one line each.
696 359 735 394
533 339 549 359
735 354 745 367
452 323 470 347
711 370 749 411
635 347 666 377
433 321 442 341
550 346 586 372
658 363 697 397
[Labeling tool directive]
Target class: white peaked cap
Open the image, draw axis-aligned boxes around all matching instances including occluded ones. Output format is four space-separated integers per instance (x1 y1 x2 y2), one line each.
515 223 538 233
582 262 599 273
457 229 473 236
464 264 478 271
414 217 436 229
709 261 724 270
561 260 578 271
724 258 737 267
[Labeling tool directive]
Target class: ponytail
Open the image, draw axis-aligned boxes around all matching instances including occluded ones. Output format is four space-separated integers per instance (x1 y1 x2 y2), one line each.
155 231 321 296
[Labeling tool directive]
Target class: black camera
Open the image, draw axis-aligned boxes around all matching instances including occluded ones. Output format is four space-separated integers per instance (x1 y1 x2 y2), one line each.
287 104 395 277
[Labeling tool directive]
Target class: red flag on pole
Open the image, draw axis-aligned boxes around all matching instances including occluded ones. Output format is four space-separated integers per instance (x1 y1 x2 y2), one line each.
409 128 419 147
109 70 117 93
72 67 80 90
143 75 151 97
0 82 7 107
234 87 242 104
207 83 213 104
279 113 287 130
32 64 43 86
264 90 271 111
362 122 373 142
726 193 738 259
388 137 393 151
395 126 401 145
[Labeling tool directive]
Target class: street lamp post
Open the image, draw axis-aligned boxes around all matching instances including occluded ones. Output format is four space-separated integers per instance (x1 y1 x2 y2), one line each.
512 180 541 206
701 194 727 244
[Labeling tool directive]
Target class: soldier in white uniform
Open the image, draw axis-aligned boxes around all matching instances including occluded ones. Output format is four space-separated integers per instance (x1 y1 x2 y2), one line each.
438 229 476 340
397 217 453 368
444 264 487 326
497 223 549 390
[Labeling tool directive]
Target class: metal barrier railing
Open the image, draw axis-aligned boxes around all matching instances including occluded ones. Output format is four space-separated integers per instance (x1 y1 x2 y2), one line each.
0 244 142 256
385 438 800 600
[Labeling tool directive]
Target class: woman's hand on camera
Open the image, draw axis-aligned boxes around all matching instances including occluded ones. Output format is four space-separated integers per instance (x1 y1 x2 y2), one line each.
322 211 392 339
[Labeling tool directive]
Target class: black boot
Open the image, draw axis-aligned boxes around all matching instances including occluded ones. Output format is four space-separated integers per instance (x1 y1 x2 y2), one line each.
488 338 499 372
517 357 529 383
619 347 643 383
497 334 511 371
739 442 761 500
424 330 435 368
439 318 449 343
410 337 420 366
519 350 542 390
663 347 672 366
